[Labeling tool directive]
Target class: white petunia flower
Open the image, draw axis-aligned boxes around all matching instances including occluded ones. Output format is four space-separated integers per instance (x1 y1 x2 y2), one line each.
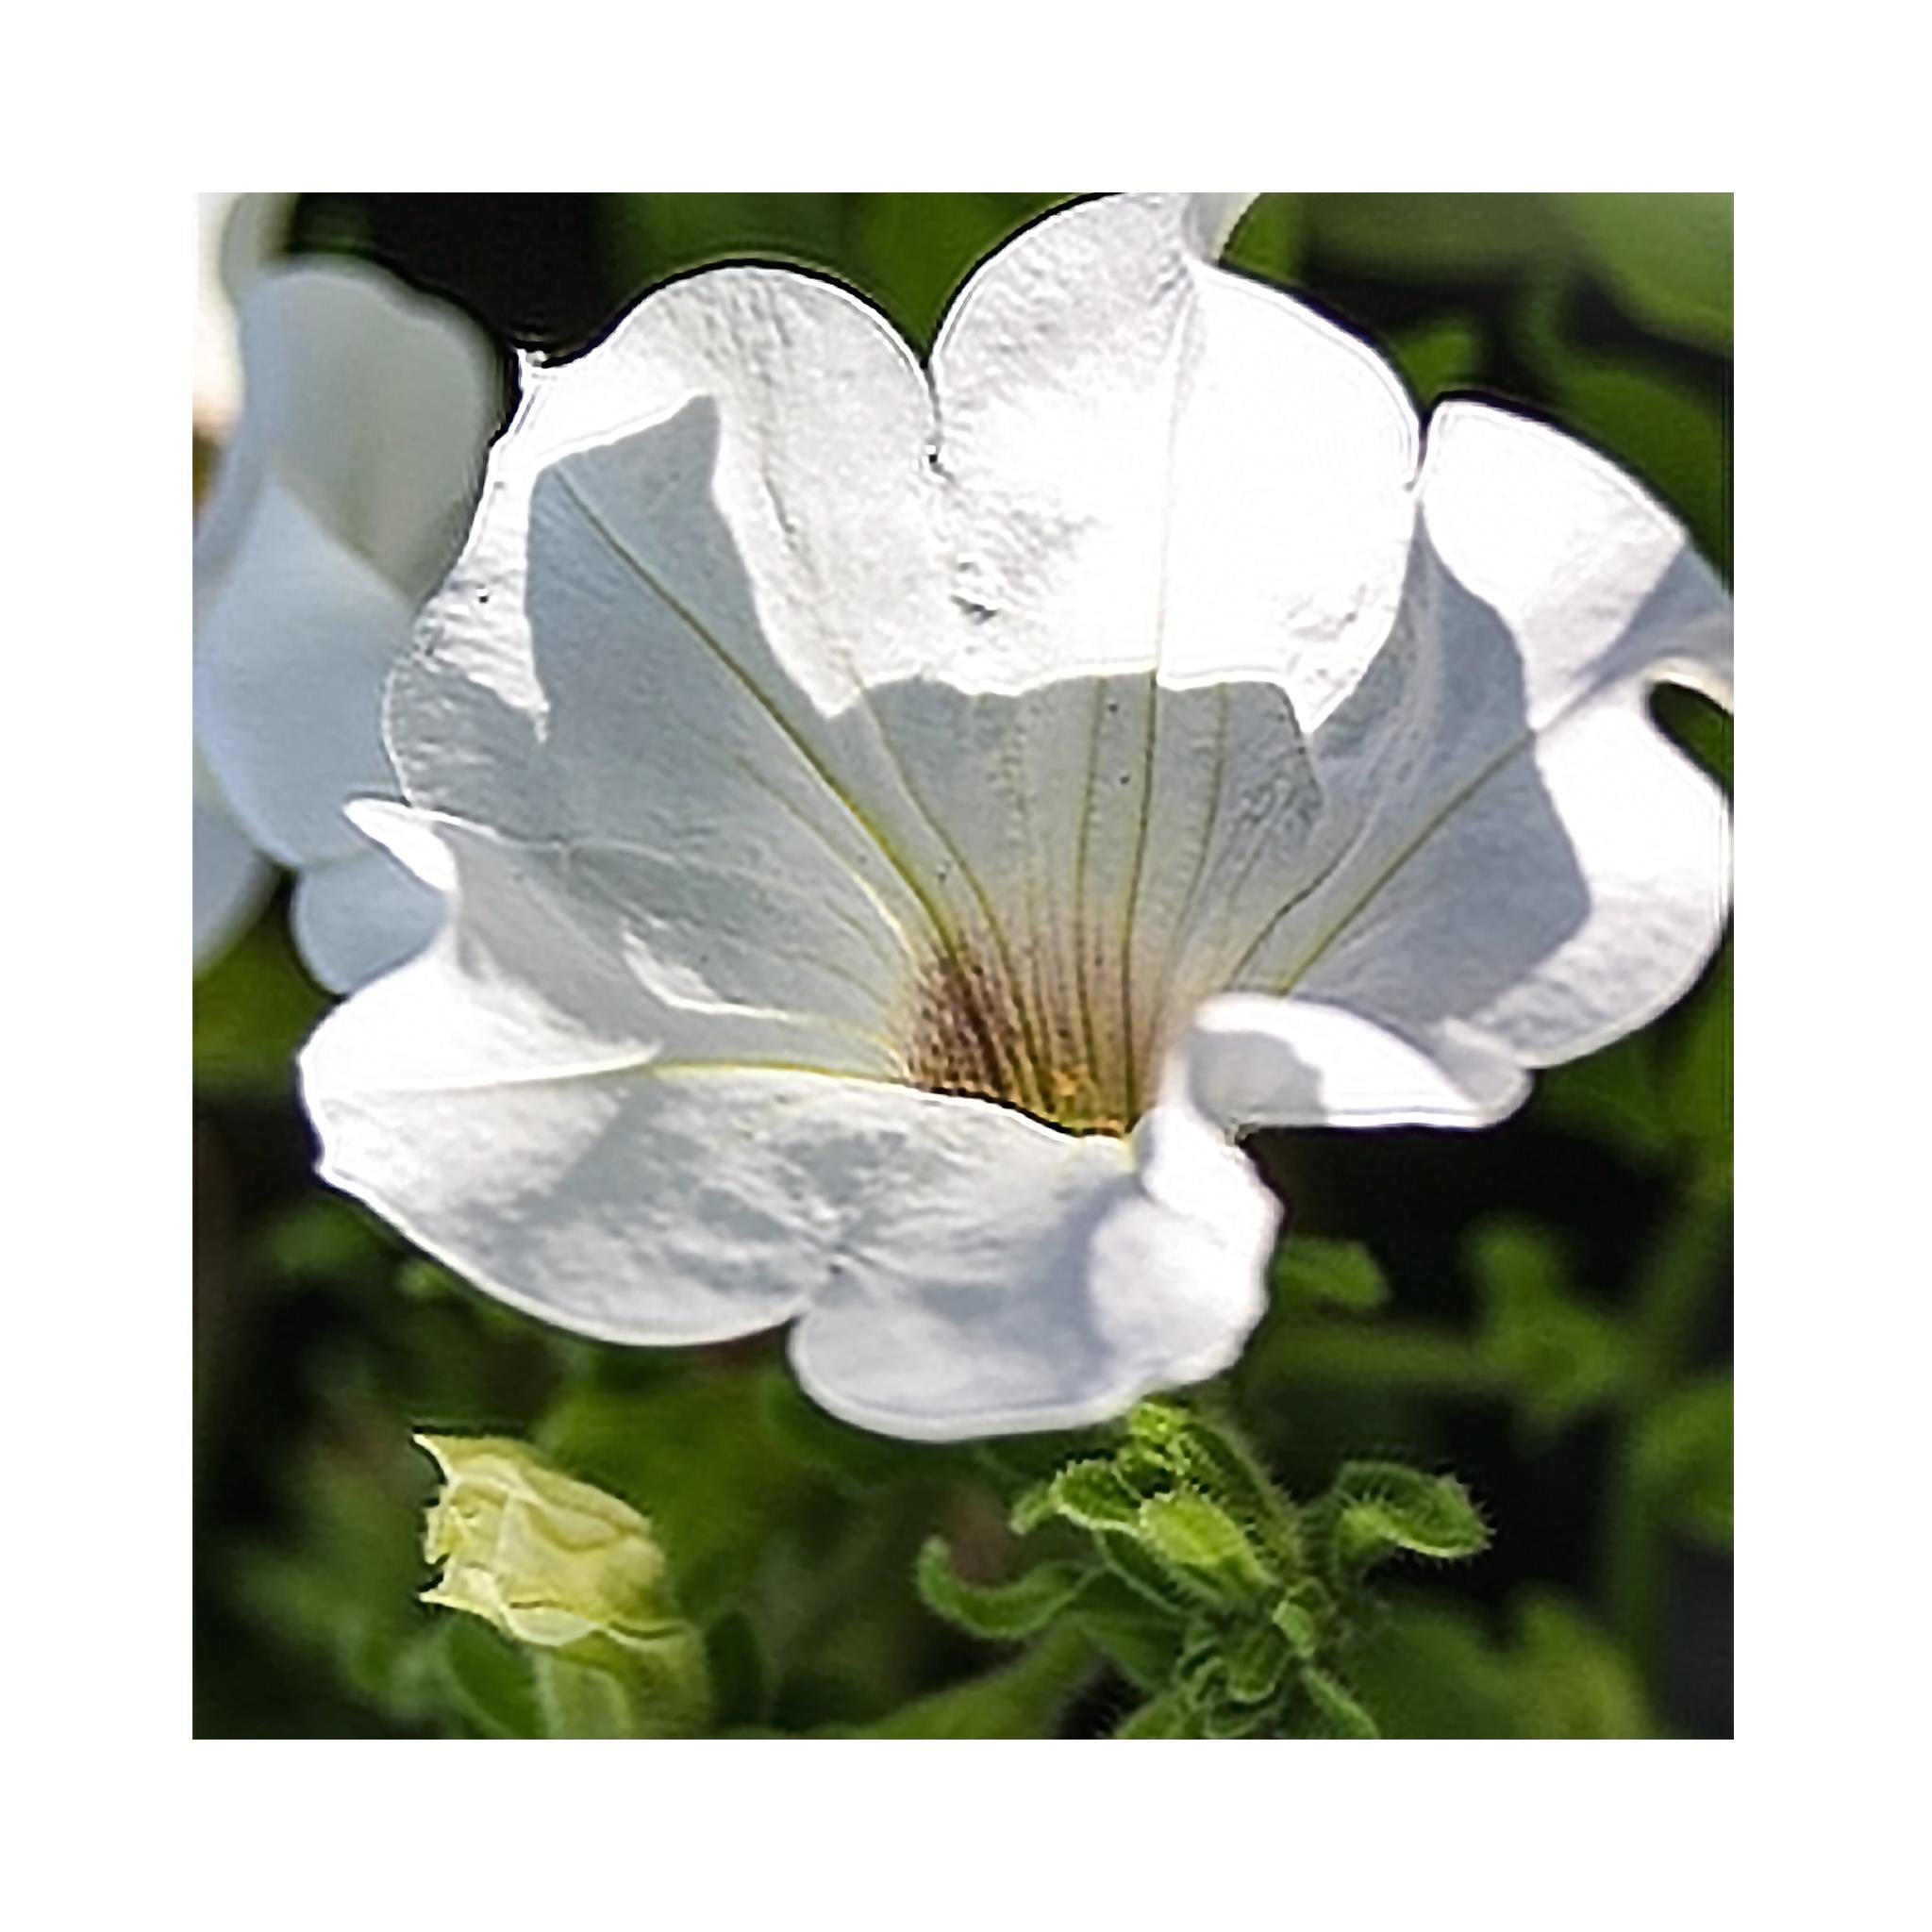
301 193 1732 1441
192 194 500 989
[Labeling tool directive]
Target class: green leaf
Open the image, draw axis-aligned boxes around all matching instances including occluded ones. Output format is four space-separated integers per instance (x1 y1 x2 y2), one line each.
759 1367 955 1489
1070 1574 1187 1691
703 1610 774 1731
538 1366 825 1620
1137 1491 1274 1602
193 907 326 1097
914 1538 1091 1641
1385 313 1485 408
425 1618 543 1739
1123 1401 1304 1573
256 1197 397 1288
1328 1463 1490 1573
845 1626 1095 1739
1095 1532 1204 1618
1555 192 1732 354
1538 1031 1674 1170
1012 1458 1142 1536
1632 1373 1733 1551
1307 192 1561 277
1510 1593 1652 1740
1666 943 1733 1192
1270 1591 1323 1661
1222 193 1306 284
1470 1218 1627 1437
1270 1236 1391 1315
606 192 852 299
1294 1666 1381 1739
1346 1598 1516 1740
1224 1622 1291 1706
1115 1690 1199 1739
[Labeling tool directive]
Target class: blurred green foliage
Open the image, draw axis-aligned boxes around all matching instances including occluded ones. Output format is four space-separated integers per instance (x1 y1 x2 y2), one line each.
195 192 1731 1738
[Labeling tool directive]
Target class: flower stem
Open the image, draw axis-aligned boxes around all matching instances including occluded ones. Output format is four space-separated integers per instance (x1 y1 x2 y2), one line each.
1261 1322 1513 1398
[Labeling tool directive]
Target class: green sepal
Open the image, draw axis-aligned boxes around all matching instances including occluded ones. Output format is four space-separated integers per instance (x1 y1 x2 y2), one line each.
1270 1236 1391 1316
1326 1462 1490 1574
423 1617 544 1739
530 1625 712 1739
914 1538 1092 1641
1294 1666 1381 1740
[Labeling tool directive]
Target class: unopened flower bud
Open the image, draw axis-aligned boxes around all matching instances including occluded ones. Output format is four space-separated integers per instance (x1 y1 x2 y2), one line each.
417 1434 704 1725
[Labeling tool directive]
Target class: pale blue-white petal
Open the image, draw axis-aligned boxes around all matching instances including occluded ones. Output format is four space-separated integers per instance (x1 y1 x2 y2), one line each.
195 472 414 868
225 260 497 604
289 841 446 995
192 768 273 970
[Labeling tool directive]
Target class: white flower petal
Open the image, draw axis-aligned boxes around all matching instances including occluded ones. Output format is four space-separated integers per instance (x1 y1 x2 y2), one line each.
394 401 943 1034
1422 401 1732 713
310 997 1274 1402
299 194 1733 1440
192 766 273 969
929 192 1419 712
289 842 446 995
194 472 415 868
1227 402 1732 1093
309 801 900 1092
790 1086 1280 1441
223 261 497 604
1174 993 1528 1130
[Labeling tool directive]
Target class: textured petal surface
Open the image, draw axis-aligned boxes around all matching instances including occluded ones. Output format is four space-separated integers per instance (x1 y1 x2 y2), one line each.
1220 401 1732 1108
307 954 1276 1434
929 192 1418 708
791 1091 1278 1441
304 193 1733 1437
392 199 1422 1122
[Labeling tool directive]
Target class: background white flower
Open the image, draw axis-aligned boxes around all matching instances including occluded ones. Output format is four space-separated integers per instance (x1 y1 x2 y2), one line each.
192 195 500 990
302 192 1732 1441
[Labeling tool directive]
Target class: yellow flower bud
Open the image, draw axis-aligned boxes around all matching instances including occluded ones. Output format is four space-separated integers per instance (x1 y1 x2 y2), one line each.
418 1434 678 1657
418 1435 711 1735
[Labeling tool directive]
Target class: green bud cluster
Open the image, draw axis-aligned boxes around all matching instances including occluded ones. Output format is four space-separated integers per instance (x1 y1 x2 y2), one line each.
918 1402 1489 1739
